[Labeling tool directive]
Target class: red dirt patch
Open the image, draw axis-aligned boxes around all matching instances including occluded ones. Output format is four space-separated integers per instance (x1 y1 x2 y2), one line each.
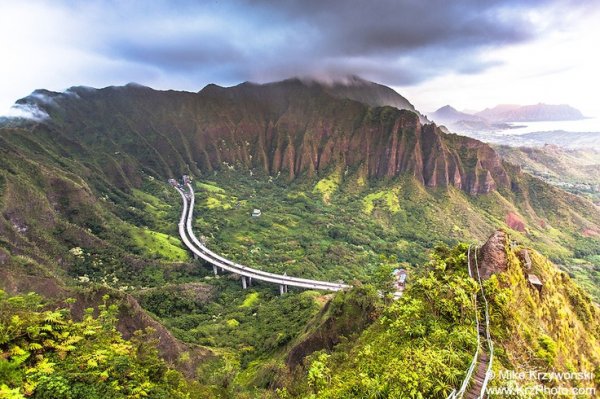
0 270 68 298
505 212 526 232
582 228 599 237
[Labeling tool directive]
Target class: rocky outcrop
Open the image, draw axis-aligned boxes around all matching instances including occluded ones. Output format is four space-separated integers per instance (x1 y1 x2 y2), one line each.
477 230 509 279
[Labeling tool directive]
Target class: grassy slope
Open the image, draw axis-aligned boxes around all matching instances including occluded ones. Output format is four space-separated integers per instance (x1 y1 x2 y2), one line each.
2 123 600 397
292 244 479 398
0 128 333 397
271 239 600 399
0 85 599 397
189 168 600 300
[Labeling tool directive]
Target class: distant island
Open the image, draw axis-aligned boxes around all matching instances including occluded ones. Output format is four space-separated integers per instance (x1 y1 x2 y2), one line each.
477 103 585 122
429 103 585 132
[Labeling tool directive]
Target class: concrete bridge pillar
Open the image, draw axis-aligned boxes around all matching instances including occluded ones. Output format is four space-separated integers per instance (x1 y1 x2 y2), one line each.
279 284 285 295
248 277 252 287
193 253 198 260
212 265 218 275
284 285 288 293
242 276 248 289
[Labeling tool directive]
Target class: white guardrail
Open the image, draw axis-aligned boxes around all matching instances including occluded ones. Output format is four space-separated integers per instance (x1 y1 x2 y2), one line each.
175 184 350 292
183 183 348 290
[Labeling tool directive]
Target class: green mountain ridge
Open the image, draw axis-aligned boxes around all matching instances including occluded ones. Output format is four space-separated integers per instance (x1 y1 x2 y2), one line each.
11 79 512 194
0 78 599 397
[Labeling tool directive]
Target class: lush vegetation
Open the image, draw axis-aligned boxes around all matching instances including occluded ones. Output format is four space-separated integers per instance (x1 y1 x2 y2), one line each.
255 238 600 398
190 172 431 283
0 291 195 399
144 283 323 364
189 168 600 301
276 243 479 398
495 145 600 203
492 145 600 299
482 241 600 393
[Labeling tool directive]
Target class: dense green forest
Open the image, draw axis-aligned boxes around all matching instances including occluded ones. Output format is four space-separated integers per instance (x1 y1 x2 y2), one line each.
0 292 196 399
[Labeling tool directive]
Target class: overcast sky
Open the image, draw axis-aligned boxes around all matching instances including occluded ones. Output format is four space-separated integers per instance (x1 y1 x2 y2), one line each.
1 0 599 117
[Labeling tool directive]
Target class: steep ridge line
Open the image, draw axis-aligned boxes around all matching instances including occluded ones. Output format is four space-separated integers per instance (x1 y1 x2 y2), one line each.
447 245 480 399
472 246 494 398
447 245 495 399
174 183 350 292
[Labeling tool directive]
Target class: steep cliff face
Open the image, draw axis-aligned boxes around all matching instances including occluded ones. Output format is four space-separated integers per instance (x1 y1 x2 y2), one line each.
17 79 510 195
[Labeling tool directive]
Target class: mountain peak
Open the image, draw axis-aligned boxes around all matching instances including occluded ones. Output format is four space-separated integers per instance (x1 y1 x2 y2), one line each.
429 104 482 125
436 105 458 112
298 75 428 123
124 82 151 89
201 76 429 123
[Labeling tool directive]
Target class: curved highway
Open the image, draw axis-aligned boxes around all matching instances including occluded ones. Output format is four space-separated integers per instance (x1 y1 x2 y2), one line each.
182 183 347 290
175 183 350 292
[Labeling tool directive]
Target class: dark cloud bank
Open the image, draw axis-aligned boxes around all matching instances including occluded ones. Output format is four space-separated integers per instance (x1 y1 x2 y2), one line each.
94 0 594 86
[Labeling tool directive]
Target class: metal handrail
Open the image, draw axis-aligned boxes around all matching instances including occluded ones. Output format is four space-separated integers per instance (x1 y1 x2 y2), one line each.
474 249 494 398
447 245 480 399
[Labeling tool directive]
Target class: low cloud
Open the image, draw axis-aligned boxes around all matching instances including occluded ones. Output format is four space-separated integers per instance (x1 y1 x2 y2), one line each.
5 103 49 121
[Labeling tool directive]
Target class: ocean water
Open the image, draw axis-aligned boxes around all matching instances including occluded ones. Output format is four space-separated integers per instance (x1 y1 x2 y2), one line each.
494 118 600 135
454 118 600 149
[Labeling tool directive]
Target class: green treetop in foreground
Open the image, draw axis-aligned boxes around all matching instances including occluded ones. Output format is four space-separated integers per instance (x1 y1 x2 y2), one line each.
0 292 193 399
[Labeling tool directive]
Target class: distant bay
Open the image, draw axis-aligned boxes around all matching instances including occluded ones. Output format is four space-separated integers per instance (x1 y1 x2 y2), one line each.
493 118 600 135
454 118 600 149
